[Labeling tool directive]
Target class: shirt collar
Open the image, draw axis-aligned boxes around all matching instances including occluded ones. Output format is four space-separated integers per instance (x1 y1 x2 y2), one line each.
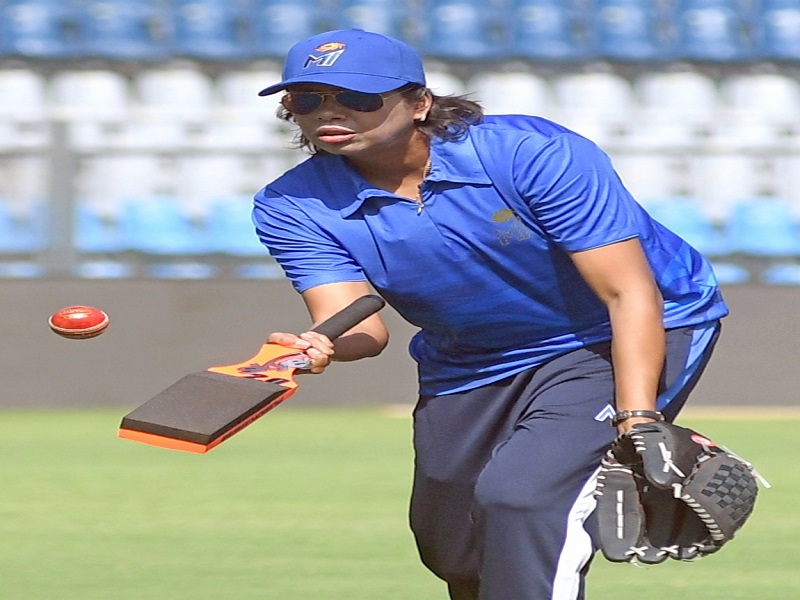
337 131 493 218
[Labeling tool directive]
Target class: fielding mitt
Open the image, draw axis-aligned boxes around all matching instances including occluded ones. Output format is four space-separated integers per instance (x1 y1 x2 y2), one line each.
595 421 762 564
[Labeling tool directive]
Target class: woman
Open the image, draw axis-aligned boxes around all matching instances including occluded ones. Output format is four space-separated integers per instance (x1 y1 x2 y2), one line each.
252 28 728 600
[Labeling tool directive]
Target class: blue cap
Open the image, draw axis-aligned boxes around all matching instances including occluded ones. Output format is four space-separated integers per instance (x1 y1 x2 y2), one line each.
258 29 426 97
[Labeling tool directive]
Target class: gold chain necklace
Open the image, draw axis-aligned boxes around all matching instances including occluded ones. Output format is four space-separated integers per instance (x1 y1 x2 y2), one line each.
416 158 432 214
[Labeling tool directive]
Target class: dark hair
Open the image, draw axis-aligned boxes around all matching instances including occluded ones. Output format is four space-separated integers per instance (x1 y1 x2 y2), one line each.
275 85 484 154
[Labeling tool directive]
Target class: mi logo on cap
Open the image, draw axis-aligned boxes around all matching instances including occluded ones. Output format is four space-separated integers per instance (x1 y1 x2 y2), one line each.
304 43 346 68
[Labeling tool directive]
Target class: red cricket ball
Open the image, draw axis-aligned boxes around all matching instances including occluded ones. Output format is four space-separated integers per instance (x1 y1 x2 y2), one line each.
48 305 110 340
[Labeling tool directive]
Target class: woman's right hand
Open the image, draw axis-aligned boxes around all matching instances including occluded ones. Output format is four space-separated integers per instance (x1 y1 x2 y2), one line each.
267 330 336 374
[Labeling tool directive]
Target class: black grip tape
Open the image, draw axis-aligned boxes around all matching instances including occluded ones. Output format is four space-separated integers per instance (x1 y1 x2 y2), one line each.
310 295 386 340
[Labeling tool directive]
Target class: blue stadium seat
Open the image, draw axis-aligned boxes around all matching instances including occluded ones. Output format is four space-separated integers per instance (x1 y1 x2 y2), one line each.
333 0 412 41
251 0 322 59
0 200 45 278
507 0 591 60
725 197 800 257
643 197 752 285
0 201 44 254
119 196 211 256
708 261 751 285
205 197 266 257
73 204 134 278
145 262 217 279
0 261 45 278
592 0 673 61
76 0 167 60
419 0 506 60
0 0 79 58
760 262 800 285
675 0 755 61
170 0 252 60
74 203 126 255
644 197 733 258
233 261 284 279
756 0 800 60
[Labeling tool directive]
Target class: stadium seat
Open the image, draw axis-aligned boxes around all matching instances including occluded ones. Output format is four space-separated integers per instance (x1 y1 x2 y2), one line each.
170 0 252 60
675 0 755 61
756 0 800 60
550 71 634 144
0 73 48 147
466 71 554 117
333 0 412 41
760 262 800 285
643 196 733 257
717 72 800 147
122 195 216 275
631 69 719 148
74 260 135 279
507 0 590 61
75 0 167 60
0 0 78 58
0 70 49 151
80 155 169 212
205 196 265 257
612 154 680 204
418 0 506 60
216 68 282 121
0 261 45 278
251 0 322 59
119 195 210 256
771 154 800 211
133 68 215 123
591 0 673 61
725 197 800 257
204 195 284 279
233 261 284 279
174 155 253 206
73 203 133 278
685 154 764 221
424 67 467 96
708 261 751 285
643 195 752 285
49 70 131 122
0 200 44 254
0 69 47 120
145 261 217 279
74 203 126 255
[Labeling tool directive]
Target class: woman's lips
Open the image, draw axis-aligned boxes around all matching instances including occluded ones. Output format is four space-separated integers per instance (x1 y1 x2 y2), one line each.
316 126 356 144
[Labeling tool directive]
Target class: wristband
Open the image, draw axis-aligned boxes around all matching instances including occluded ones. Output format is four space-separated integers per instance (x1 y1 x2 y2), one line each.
611 409 665 428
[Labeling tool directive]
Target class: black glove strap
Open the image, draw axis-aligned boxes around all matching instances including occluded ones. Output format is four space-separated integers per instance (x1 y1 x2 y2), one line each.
611 410 665 428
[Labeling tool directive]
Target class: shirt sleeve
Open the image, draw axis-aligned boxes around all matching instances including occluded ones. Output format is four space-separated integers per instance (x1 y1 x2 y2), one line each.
512 133 642 252
252 187 366 293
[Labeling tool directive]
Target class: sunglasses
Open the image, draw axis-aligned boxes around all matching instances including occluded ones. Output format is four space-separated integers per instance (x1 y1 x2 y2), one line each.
280 88 407 115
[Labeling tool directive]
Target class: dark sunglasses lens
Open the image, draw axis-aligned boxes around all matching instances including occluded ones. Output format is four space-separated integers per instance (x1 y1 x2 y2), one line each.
336 91 384 112
282 93 323 115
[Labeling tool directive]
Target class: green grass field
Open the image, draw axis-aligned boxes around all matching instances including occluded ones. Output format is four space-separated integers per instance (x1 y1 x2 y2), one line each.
0 407 797 599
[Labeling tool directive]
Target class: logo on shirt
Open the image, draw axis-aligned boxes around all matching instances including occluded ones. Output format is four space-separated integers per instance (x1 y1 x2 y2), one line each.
304 42 346 69
491 209 531 245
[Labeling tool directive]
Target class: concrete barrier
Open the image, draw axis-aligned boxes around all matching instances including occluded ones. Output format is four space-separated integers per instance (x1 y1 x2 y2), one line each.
1 280 796 410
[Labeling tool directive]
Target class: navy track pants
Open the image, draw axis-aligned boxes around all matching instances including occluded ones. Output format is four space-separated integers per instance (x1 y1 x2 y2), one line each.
409 322 720 600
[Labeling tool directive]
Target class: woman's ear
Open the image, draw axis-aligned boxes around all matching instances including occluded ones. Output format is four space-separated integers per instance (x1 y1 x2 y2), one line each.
414 90 433 122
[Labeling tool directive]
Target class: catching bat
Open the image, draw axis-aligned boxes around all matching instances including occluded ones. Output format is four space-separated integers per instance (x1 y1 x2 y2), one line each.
118 294 386 453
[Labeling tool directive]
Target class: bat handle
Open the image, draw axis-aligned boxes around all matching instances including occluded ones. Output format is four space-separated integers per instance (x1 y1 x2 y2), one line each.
310 294 386 340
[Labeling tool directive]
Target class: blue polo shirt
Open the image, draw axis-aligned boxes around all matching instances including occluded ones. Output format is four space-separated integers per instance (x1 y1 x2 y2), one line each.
253 115 728 396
